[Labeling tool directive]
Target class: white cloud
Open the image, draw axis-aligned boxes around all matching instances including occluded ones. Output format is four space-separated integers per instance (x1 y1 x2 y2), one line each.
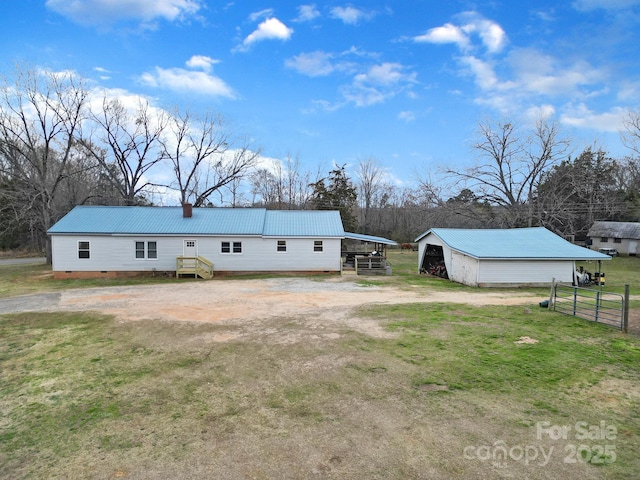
459 56 501 90
342 62 417 107
355 63 415 87
330 6 373 25
618 80 640 101
249 8 274 22
140 58 235 98
185 55 219 72
295 4 321 22
414 13 507 54
238 17 293 51
508 48 605 96
524 104 556 124
414 23 469 50
560 104 628 131
285 51 335 77
45 0 200 27
472 18 508 53
93 66 111 80
457 47 606 116
398 111 416 122
285 47 370 77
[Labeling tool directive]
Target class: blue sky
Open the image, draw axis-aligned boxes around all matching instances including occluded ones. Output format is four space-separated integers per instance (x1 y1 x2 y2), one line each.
2 0 640 190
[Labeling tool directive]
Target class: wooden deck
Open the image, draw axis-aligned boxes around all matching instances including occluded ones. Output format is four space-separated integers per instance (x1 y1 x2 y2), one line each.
176 256 214 279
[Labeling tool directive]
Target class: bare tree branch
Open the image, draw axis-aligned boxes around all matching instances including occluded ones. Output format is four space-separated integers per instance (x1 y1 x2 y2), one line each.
446 117 570 227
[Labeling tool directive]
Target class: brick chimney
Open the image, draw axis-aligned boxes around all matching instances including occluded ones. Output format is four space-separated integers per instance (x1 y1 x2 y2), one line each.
182 203 192 218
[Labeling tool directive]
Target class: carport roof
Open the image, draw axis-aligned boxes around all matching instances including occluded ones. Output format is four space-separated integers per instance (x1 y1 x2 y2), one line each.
415 227 611 260
344 232 398 245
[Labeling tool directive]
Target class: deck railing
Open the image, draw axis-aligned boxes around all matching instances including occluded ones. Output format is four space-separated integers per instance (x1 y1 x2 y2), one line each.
176 256 214 279
354 255 388 274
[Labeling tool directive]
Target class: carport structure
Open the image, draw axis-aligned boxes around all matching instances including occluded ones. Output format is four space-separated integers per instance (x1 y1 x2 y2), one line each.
342 232 397 275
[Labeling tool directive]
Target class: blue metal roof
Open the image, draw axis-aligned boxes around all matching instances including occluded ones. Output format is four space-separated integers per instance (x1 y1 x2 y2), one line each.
416 227 611 260
263 210 345 237
48 206 346 237
344 232 398 246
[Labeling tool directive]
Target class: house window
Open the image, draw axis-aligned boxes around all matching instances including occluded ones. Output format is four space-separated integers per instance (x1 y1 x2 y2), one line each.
221 241 242 254
185 241 195 248
135 241 158 259
277 240 287 252
135 241 145 259
614 238 622 244
78 241 90 259
147 241 157 258
314 240 323 252
601 237 608 243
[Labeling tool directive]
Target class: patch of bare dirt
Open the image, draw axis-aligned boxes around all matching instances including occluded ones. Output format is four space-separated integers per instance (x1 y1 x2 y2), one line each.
515 336 539 344
48 277 540 339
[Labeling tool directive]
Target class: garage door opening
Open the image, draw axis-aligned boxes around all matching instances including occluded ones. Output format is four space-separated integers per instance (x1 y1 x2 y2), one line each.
420 244 448 279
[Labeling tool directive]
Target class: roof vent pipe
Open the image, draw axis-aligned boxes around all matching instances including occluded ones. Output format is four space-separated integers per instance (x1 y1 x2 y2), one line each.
182 203 192 218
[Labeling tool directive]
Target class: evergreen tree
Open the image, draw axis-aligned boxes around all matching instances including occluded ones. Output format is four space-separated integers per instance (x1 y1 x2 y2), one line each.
310 165 358 231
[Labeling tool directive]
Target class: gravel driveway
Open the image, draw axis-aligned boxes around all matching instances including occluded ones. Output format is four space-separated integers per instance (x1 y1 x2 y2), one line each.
0 277 543 339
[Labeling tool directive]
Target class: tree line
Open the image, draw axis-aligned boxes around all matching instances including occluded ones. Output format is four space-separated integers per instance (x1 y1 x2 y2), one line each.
1 67 639 262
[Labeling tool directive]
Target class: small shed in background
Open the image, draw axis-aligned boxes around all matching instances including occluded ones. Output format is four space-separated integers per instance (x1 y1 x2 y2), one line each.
415 227 611 287
588 221 640 256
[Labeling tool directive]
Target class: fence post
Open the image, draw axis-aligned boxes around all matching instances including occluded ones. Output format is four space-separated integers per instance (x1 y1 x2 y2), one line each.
548 278 555 309
623 284 630 334
595 290 600 323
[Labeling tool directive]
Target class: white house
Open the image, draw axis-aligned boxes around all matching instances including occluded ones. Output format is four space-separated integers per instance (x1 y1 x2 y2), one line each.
415 227 611 287
47 205 351 279
588 221 640 256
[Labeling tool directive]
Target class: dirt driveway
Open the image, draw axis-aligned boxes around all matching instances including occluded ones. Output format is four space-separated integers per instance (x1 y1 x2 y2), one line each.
0 277 544 339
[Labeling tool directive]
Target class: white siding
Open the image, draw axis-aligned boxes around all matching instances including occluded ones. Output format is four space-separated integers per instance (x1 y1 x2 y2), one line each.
448 251 478 286
592 238 635 255
51 235 342 273
477 260 574 286
204 237 341 272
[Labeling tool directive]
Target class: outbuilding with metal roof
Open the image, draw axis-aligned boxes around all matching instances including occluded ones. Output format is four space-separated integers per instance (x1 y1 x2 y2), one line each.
415 227 611 287
587 221 640 256
48 205 350 279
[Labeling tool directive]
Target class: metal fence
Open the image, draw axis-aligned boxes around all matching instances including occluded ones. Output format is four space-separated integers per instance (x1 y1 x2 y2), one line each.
551 282 627 330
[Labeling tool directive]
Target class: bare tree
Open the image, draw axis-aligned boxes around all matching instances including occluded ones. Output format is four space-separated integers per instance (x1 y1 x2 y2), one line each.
250 167 279 206
83 96 167 205
622 109 640 155
160 109 260 207
447 117 570 227
0 67 89 261
249 154 318 209
355 157 386 233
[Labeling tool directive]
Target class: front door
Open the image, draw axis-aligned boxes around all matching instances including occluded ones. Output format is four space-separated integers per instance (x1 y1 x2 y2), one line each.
184 239 197 257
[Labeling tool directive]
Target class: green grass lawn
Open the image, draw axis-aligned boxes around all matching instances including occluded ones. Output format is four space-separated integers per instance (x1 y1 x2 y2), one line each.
1 304 639 478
